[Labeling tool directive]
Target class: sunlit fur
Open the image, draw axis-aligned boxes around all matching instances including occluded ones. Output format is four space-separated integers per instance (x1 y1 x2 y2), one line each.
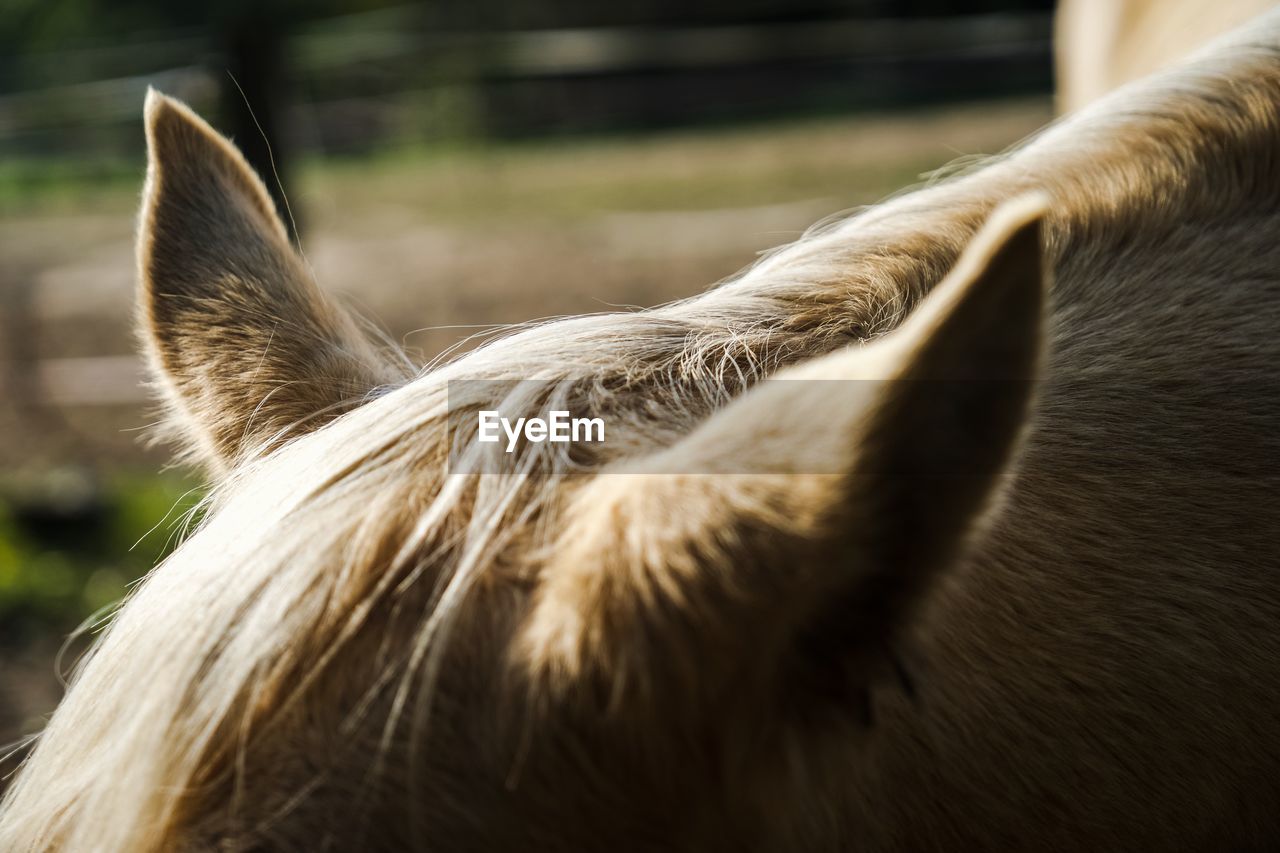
3 10 1280 852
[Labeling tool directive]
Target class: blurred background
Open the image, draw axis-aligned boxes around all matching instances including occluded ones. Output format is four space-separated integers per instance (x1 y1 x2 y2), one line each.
0 0 1054 779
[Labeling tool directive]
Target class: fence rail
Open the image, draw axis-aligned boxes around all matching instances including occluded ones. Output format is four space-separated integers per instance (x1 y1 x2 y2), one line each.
1 11 1052 157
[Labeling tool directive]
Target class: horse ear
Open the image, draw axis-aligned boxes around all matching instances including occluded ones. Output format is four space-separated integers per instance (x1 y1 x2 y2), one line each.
137 89 410 476
521 195 1048 723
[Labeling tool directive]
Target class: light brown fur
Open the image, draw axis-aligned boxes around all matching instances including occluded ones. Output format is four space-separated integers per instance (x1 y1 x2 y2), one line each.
2 9 1280 851
1055 0 1276 112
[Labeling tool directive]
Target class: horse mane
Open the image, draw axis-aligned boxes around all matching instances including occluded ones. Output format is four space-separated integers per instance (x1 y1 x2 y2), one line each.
2 11 1279 850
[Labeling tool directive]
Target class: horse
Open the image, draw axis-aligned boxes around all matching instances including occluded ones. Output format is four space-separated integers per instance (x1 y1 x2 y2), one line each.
2 8 1279 851
1055 0 1277 112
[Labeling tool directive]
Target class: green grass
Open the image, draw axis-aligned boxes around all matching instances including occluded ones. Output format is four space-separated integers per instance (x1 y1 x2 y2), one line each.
0 98 1050 221
0 156 143 214
306 120 949 225
0 471 201 641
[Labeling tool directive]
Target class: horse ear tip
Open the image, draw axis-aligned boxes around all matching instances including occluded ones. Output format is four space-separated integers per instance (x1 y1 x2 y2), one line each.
990 192 1052 239
143 89 209 149
144 87 175 126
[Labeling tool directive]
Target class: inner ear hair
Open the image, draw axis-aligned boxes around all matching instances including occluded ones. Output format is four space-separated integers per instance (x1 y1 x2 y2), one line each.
136 90 411 475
